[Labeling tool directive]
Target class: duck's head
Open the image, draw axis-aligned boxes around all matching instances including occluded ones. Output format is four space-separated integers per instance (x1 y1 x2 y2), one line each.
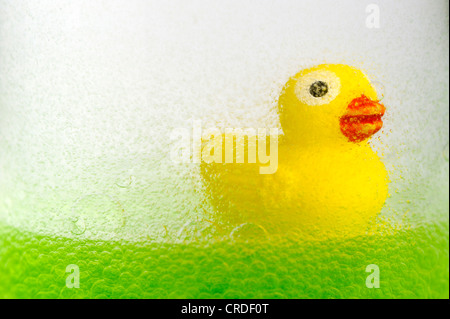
278 64 386 144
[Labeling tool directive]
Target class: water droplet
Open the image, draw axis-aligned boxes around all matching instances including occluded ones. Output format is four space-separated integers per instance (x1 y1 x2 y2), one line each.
230 223 270 242
70 193 125 236
115 175 136 188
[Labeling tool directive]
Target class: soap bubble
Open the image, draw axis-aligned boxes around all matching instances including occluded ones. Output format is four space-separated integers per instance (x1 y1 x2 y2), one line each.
70 193 125 238
230 223 270 242
115 175 136 189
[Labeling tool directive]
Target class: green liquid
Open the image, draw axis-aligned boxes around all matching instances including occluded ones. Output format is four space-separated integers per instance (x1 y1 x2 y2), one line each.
1 221 448 299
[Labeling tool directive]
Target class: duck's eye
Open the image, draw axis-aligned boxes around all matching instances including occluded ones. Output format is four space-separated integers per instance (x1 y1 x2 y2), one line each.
294 70 341 106
309 81 328 97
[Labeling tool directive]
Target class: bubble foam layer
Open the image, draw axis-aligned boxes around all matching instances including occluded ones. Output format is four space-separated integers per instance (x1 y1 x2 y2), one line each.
0 221 448 299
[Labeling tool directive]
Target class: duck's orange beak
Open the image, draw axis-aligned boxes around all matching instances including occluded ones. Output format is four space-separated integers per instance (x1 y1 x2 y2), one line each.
339 95 386 143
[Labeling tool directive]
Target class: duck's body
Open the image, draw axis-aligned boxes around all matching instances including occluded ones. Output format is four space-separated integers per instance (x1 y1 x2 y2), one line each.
264 141 387 237
201 138 388 239
201 64 389 240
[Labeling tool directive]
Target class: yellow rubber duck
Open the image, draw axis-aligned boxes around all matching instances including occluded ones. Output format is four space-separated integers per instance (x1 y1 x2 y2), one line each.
201 64 389 240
